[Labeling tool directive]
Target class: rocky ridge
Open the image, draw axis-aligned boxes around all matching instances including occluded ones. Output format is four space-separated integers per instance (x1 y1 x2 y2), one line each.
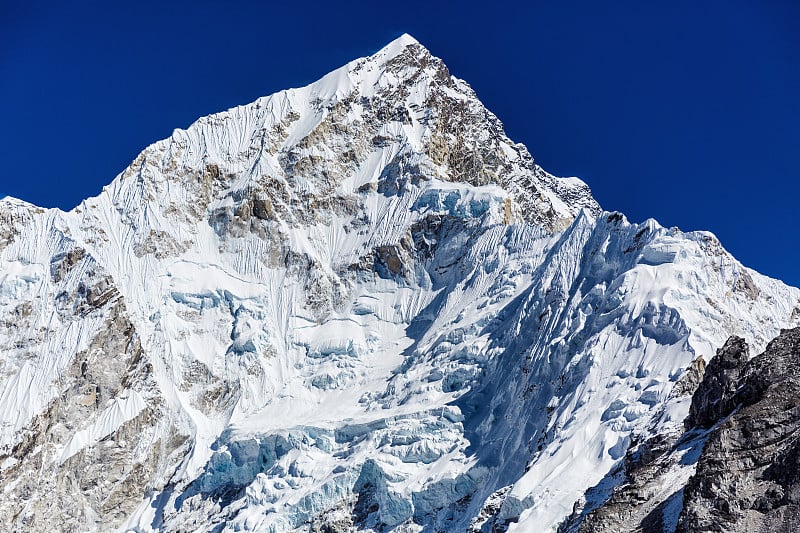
679 328 800 532
562 329 800 533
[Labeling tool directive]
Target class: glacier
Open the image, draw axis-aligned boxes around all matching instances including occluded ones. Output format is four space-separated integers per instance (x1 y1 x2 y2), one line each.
0 34 798 532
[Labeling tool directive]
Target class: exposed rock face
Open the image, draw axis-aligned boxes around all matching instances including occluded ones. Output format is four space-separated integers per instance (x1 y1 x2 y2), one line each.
685 336 749 430
562 329 800 533
678 328 800 532
0 231 187 531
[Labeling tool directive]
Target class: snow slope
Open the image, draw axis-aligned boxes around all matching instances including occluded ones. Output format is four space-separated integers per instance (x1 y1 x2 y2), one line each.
0 34 798 532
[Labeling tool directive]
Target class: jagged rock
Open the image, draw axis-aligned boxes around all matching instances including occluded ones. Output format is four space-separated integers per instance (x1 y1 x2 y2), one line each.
686 336 749 429
563 330 800 533
252 197 273 220
469 485 513 532
678 328 800 532
670 356 707 398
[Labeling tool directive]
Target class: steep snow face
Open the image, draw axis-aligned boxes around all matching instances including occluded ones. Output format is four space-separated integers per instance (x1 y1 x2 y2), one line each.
1 35 799 532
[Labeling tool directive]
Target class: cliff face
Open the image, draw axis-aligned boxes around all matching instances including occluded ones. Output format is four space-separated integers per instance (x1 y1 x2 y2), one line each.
563 328 800 533
678 328 800 532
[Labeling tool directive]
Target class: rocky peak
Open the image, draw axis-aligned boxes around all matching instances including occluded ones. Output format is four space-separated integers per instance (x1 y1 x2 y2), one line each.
686 336 749 429
88 33 598 258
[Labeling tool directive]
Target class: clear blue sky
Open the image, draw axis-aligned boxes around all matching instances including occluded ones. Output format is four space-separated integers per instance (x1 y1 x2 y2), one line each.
2 1 798 286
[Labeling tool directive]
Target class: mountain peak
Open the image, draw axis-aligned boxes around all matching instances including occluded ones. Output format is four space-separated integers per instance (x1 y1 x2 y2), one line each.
0 196 43 218
377 32 421 56
101 31 599 236
3 36 794 533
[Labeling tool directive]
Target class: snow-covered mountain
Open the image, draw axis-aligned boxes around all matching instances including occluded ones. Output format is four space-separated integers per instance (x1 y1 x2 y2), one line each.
1 34 798 532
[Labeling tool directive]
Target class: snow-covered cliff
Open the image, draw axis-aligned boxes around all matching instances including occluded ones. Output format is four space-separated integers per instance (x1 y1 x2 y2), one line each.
1 34 798 532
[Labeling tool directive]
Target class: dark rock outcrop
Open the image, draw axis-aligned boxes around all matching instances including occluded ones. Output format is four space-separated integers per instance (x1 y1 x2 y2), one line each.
685 336 749 429
563 328 800 533
677 328 800 532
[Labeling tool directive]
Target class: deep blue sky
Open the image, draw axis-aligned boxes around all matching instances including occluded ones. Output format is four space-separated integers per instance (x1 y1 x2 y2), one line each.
2 1 798 286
